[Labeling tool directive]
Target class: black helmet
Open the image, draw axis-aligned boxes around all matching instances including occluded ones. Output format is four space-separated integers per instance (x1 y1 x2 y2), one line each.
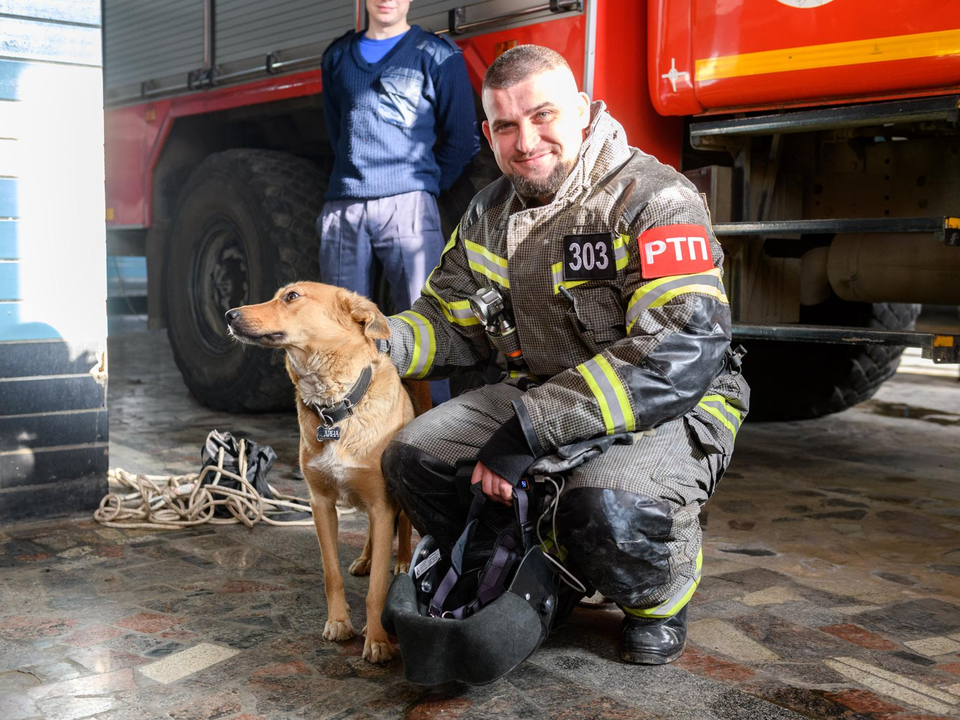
381 487 560 685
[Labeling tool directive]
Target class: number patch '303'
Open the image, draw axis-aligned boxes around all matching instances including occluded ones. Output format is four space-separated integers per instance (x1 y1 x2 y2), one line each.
562 233 616 281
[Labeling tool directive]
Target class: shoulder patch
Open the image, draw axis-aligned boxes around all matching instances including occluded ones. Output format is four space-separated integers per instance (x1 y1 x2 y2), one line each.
322 29 355 64
416 30 461 65
638 224 714 279
438 34 462 53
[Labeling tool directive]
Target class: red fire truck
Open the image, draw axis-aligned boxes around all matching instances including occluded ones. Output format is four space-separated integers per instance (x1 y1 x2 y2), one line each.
103 0 960 419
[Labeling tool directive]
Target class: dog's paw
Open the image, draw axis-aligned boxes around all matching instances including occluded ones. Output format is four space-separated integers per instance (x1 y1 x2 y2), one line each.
323 618 356 642
349 556 372 576
394 560 410 575
362 637 395 664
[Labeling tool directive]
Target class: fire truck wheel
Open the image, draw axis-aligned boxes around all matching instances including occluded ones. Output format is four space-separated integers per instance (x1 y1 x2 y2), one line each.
741 299 921 421
164 149 326 412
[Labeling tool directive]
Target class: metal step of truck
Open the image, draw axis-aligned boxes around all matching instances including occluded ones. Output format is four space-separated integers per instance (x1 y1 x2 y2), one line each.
732 324 959 364
717 217 960 359
713 217 960 245
690 94 960 146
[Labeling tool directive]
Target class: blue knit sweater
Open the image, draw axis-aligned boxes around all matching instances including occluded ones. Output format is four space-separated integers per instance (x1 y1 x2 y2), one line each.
321 26 481 201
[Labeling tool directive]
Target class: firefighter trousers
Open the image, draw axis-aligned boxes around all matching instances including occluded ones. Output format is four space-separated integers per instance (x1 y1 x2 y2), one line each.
383 381 730 615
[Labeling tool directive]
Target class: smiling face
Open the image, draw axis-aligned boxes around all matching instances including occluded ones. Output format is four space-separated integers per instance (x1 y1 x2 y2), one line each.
366 0 412 35
481 66 591 204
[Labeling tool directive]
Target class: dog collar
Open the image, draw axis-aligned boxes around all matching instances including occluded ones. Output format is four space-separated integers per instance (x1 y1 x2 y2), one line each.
311 339 390 441
311 365 372 432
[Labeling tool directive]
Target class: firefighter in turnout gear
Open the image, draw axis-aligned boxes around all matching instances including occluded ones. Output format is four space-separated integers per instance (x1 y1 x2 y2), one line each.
381 45 749 666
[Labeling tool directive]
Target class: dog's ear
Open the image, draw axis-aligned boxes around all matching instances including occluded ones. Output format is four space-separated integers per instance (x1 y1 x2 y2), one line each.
340 291 391 340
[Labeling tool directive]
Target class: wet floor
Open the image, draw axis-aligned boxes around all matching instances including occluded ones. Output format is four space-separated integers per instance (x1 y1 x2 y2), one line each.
1 324 959 720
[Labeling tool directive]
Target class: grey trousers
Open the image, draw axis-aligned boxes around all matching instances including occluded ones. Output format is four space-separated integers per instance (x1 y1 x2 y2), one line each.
383 382 729 614
318 190 444 312
318 190 449 403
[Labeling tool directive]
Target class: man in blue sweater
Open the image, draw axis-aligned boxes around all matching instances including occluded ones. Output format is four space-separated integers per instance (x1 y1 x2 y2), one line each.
319 0 481 404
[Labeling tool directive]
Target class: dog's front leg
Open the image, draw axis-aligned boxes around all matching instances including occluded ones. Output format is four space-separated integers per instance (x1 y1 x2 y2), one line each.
362 501 397 663
311 495 356 642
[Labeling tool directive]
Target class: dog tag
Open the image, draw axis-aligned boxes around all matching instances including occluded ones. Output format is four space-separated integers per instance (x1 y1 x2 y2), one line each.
317 426 341 441
414 548 441 579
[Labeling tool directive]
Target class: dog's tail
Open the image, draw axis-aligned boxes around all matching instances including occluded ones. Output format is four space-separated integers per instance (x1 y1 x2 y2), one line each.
401 380 433 417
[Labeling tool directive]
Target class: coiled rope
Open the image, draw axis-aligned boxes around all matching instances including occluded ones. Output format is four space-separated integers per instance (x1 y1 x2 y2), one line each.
94 440 314 530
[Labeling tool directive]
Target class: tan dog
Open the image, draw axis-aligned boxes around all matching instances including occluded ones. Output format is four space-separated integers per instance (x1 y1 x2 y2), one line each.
226 281 415 663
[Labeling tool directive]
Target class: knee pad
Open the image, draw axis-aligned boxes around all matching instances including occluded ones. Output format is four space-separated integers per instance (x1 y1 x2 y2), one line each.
381 440 411 498
556 487 675 604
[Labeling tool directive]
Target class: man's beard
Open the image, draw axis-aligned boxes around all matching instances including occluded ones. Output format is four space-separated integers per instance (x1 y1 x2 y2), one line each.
508 155 574 201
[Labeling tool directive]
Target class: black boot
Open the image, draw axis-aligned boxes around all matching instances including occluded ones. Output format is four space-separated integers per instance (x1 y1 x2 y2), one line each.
619 606 687 665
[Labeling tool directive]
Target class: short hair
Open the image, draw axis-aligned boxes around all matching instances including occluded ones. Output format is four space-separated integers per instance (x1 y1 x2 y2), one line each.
483 44 571 90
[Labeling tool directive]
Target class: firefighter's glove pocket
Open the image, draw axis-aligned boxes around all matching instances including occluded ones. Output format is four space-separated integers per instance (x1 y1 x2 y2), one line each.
561 286 625 353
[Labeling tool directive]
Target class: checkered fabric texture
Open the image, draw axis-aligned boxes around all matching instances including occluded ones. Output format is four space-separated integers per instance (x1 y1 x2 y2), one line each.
387 102 749 454
385 102 752 609
392 381 711 607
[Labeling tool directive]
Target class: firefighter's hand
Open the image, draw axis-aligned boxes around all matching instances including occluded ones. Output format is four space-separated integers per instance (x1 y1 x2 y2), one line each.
471 461 514 506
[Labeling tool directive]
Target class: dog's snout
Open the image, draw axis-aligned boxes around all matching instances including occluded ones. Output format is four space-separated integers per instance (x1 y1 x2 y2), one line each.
225 309 241 324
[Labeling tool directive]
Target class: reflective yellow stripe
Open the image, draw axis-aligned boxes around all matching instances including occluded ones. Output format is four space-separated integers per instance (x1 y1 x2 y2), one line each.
697 393 743 440
696 28 960 82
577 361 616 435
551 260 589 294
464 239 510 288
578 354 636 435
396 311 435 379
594 355 635 433
540 531 568 562
423 282 479 327
396 314 422 378
622 550 702 619
626 268 727 334
613 233 630 270
422 226 481 327
439 225 458 256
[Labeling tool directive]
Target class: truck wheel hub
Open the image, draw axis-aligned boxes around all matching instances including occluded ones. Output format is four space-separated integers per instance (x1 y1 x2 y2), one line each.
194 221 250 352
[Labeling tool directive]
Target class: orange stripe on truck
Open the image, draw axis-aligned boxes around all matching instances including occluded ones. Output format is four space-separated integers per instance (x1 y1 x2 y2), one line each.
696 28 960 82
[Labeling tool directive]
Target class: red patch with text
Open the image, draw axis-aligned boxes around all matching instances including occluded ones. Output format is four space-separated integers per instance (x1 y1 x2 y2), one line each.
638 224 713 279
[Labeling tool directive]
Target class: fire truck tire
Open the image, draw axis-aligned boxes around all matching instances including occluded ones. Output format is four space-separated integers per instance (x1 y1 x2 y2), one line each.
741 300 920 421
164 149 325 412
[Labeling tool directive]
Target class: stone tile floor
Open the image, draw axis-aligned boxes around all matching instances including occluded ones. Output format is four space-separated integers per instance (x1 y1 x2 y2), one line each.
1 325 959 719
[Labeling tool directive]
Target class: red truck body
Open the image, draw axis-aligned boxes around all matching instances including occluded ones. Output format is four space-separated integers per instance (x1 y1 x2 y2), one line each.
102 1 960 418
652 0 960 115
106 0 960 228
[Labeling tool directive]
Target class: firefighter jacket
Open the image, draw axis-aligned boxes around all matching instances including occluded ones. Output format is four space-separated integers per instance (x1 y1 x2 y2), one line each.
386 102 749 460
